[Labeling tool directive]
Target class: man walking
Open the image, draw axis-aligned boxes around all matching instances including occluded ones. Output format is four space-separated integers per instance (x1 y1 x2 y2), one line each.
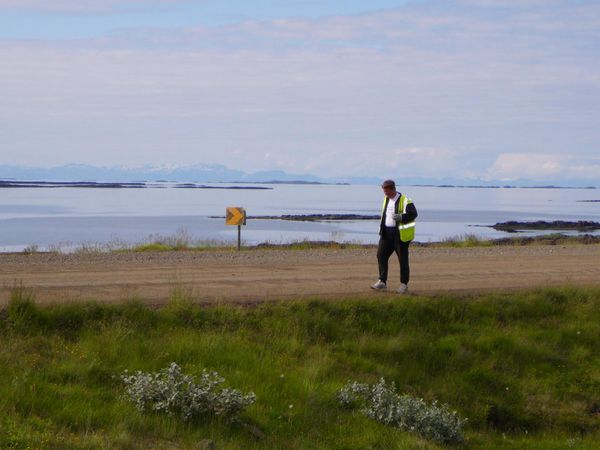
371 179 418 294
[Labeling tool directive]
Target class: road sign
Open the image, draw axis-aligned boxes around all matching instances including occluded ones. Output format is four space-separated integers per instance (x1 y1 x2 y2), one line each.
226 207 246 226
226 207 246 251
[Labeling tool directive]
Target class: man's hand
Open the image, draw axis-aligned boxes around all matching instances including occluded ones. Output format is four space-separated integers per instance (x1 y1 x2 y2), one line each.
392 213 403 222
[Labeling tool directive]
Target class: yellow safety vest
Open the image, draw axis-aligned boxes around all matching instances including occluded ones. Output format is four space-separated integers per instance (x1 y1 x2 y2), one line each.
381 195 416 242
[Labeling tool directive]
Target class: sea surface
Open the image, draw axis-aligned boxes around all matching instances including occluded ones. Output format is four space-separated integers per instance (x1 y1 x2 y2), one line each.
1 184 599 252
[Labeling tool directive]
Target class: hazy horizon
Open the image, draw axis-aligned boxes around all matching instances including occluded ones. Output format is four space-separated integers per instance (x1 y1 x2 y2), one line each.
1 162 599 188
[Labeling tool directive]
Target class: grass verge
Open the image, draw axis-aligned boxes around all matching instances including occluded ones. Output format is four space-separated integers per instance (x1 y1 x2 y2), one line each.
430 233 600 248
16 231 600 255
1 286 599 448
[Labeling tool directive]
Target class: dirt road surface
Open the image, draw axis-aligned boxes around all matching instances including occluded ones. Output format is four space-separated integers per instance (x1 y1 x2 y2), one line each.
1 245 599 306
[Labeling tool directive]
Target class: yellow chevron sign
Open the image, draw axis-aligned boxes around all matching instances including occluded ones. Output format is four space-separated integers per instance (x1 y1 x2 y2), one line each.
226 207 246 226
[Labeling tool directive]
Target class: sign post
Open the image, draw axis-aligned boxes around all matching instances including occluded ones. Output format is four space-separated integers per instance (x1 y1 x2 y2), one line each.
225 207 246 251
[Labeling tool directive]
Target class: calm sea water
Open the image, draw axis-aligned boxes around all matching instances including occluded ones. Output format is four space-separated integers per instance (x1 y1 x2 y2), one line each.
1 184 599 252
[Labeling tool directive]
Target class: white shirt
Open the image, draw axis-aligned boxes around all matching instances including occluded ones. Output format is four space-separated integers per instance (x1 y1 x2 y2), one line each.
384 193 400 227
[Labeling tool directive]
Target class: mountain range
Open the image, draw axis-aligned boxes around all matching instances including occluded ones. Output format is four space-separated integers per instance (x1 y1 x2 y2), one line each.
0 164 597 188
0 164 377 185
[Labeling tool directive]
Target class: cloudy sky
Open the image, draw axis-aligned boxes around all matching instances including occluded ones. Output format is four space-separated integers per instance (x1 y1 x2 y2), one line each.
1 0 598 183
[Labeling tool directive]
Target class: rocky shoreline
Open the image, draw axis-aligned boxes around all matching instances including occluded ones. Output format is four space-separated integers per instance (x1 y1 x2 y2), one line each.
491 220 600 232
209 213 380 221
252 214 379 221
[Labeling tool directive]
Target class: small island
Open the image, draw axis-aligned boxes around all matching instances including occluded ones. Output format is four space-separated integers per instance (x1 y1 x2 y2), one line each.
0 180 146 188
491 220 600 232
174 183 272 190
0 180 272 190
210 214 380 221
257 214 379 221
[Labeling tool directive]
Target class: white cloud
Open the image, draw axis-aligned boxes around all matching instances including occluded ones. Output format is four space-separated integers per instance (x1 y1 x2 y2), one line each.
487 153 564 179
296 146 464 179
564 162 600 181
486 153 600 181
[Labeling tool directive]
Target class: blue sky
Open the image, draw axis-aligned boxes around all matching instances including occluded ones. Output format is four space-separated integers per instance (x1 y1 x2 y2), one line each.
1 0 599 183
0 1 422 39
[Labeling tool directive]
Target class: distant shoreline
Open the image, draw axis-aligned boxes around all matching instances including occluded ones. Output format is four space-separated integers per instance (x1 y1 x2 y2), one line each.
0 180 272 190
0 179 597 189
410 184 597 189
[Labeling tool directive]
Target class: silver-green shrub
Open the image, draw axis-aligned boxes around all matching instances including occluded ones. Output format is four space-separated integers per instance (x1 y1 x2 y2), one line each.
339 378 467 444
121 362 256 421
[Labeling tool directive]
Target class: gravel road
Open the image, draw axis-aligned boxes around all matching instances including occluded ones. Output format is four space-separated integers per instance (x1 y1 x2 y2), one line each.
1 244 599 305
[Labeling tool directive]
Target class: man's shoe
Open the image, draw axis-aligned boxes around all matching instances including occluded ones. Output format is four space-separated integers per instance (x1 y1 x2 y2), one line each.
371 280 387 290
397 283 408 294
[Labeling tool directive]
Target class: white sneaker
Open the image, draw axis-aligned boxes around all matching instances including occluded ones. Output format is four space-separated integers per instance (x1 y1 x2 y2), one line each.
371 280 387 290
397 283 408 294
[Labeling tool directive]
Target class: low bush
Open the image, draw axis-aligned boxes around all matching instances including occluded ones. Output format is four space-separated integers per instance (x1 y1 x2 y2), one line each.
339 378 467 444
121 362 256 422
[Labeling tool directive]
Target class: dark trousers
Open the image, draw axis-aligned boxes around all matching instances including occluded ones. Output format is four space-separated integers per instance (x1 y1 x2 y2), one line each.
377 227 410 285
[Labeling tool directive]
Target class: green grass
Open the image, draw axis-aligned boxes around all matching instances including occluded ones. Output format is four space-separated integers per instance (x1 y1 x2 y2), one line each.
129 233 599 251
254 238 367 250
438 233 495 247
1 286 600 448
128 239 366 252
19 230 599 255
431 233 600 248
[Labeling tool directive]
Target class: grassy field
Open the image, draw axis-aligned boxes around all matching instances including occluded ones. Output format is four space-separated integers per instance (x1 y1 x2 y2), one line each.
105 233 600 252
1 286 599 449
